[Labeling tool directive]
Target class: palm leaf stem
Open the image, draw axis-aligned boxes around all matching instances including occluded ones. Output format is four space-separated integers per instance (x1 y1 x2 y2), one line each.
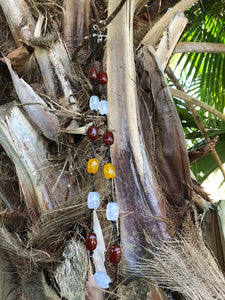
167 68 225 180
174 42 225 53
170 87 225 122
137 0 199 49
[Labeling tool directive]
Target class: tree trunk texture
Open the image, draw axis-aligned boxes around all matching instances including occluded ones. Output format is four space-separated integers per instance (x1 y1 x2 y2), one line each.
202 202 225 273
0 0 35 45
156 12 188 70
1 0 78 110
63 0 91 54
107 0 169 278
107 0 192 278
138 0 198 49
0 1 90 299
0 0 225 299
0 253 18 300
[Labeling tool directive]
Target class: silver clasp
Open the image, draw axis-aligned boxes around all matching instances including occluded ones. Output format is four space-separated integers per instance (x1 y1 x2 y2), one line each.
93 24 107 43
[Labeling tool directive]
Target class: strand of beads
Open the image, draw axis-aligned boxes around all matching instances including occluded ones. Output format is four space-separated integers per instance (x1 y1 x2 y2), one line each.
85 26 111 290
85 26 121 290
100 66 122 272
86 25 102 285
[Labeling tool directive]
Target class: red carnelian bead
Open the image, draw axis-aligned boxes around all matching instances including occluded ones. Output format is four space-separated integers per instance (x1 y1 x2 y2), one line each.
98 71 108 84
87 125 98 140
103 130 114 146
109 244 122 264
88 68 98 81
86 232 97 250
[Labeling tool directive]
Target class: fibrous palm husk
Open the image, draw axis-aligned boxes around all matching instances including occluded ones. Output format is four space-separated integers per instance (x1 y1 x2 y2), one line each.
128 211 225 300
0 0 225 299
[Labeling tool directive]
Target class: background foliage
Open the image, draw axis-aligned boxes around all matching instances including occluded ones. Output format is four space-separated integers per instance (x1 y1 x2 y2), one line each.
170 0 225 184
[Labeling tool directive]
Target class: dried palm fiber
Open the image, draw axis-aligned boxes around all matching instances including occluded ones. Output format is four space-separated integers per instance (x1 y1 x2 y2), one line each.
0 0 91 148
28 173 111 256
0 253 18 300
127 210 225 300
25 0 64 33
0 128 112 278
0 0 80 114
117 281 171 300
0 135 110 229
0 9 16 55
0 1 222 299
0 204 97 281
0 225 52 274
0 25 101 218
0 44 110 221
0 10 17 102
0 1 117 297
5 58 60 141
0 138 22 215
133 14 150 47
0 41 109 276
0 5 39 92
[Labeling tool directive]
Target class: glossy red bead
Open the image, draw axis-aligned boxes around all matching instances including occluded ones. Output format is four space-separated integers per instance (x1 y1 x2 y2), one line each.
87 125 98 140
109 244 122 264
85 232 97 251
88 68 98 82
98 71 108 84
103 130 114 146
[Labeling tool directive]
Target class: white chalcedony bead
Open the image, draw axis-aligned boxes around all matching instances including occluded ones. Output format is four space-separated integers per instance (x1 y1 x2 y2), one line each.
99 100 108 115
106 202 119 221
87 191 100 209
94 271 111 289
89 95 99 111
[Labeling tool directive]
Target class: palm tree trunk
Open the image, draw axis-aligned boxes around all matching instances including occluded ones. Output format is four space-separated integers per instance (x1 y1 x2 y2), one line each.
107 0 170 278
1 0 225 299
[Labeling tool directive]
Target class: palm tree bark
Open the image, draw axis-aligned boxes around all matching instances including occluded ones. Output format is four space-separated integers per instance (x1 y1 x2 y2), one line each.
136 45 192 208
138 0 199 49
63 0 91 54
0 0 35 45
107 0 193 279
1 0 225 299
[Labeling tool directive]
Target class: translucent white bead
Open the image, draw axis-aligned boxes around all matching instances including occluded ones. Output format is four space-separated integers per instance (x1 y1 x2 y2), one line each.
94 271 111 289
99 100 108 115
87 192 100 209
106 202 119 221
89 95 99 111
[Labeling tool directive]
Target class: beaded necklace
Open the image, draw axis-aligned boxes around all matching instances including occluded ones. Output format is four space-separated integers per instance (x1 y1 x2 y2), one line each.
85 25 122 289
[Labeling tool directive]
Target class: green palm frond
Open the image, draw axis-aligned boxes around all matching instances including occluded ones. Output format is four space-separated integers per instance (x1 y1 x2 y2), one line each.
170 0 225 184
173 0 225 113
191 140 225 182
173 98 198 128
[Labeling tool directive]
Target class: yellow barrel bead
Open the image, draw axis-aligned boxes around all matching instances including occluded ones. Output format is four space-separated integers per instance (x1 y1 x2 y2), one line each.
103 163 116 179
87 158 99 174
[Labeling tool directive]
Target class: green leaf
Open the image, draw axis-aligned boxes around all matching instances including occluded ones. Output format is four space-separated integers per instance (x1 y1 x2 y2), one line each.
191 140 225 183
170 0 225 181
